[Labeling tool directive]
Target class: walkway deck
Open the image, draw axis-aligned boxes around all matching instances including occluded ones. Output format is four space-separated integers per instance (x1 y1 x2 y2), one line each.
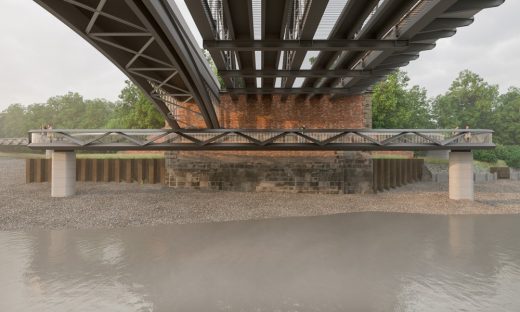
25 128 494 151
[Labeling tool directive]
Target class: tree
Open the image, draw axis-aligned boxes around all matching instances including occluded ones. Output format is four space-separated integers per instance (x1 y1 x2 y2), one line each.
372 70 434 128
106 80 164 129
24 92 114 129
432 70 498 128
0 92 116 137
203 49 224 88
492 87 520 144
0 104 28 137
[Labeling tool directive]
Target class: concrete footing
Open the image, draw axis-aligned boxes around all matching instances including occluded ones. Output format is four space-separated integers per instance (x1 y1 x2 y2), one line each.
449 151 474 200
51 151 76 197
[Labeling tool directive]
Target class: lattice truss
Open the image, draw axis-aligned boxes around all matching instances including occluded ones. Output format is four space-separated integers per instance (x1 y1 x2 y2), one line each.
43 0 219 129
27 129 493 151
0 138 28 146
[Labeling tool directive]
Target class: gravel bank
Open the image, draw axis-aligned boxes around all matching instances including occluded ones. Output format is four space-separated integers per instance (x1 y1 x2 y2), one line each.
1 158 520 230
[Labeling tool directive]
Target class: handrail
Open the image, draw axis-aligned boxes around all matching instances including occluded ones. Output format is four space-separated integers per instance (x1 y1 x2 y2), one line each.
25 129 495 151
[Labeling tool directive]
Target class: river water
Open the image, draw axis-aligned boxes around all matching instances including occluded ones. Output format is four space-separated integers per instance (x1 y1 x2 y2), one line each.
1 213 519 311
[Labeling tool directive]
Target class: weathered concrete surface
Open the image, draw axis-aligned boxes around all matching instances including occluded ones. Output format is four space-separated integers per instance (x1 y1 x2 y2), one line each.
51 151 76 197
449 151 474 200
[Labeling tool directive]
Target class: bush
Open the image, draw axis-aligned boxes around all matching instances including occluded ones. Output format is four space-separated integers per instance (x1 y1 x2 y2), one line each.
496 145 520 169
472 145 520 168
474 149 498 163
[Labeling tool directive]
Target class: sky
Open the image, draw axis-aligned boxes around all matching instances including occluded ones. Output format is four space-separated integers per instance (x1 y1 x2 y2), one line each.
0 0 519 111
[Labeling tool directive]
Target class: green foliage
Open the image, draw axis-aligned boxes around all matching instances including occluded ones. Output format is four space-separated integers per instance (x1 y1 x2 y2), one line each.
106 80 164 129
473 149 498 163
372 70 434 128
0 81 165 136
0 104 29 137
495 145 520 169
492 87 520 145
432 70 499 128
203 49 225 88
0 93 114 137
473 145 520 168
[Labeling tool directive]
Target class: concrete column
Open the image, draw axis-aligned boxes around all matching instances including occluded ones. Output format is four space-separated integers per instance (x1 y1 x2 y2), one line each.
51 151 76 197
449 151 474 200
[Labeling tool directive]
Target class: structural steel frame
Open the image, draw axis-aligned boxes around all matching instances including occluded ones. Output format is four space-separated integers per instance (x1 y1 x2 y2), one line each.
32 0 504 130
186 0 504 96
27 129 494 151
34 0 220 128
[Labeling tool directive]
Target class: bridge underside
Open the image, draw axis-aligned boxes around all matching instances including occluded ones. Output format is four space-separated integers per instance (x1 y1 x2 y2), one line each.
35 0 221 129
189 0 504 98
34 0 504 130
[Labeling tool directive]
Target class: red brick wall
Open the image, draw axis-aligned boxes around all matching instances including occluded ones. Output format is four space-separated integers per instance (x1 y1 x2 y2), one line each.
170 94 371 158
218 94 369 129
172 94 371 129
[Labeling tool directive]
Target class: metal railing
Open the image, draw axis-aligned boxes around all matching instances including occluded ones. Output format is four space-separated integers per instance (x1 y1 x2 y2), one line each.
0 137 29 146
26 129 494 151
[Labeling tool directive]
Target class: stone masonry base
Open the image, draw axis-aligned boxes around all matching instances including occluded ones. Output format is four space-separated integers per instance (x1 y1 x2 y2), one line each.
165 151 373 194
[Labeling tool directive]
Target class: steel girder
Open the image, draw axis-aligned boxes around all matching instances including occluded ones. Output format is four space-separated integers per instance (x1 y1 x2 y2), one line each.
185 0 503 96
203 39 435 51
27 129 494 151
281 0 329 90
327 0 504 98
34 0 220 128
219 69 394 78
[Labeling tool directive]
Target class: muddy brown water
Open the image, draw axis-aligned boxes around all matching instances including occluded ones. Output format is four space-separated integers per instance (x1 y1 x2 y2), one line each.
1 213 519 311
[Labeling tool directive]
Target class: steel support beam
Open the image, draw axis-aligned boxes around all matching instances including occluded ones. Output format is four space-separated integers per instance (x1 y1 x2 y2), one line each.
224 87 366 95
204 39 429 51
219 69 393 78
34 0 220 129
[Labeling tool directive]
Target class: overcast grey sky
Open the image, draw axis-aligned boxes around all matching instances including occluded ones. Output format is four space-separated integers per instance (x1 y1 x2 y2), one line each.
0 0 518 111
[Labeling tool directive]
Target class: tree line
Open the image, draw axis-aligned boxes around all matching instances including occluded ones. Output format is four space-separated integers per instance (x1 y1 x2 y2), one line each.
0 81 164 137
372 69 520 145
1 69 519 146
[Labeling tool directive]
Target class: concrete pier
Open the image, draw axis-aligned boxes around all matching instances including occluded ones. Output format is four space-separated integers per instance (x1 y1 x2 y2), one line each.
51 151 76 197
449 151 474 200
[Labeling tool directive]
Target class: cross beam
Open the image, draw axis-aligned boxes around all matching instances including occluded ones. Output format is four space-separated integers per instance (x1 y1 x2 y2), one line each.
219 69 394 78
27 129 494 151
204 39 433 51
223 87 367 95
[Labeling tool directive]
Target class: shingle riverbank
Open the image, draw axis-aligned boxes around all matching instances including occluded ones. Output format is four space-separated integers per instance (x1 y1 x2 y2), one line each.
1 158 519 230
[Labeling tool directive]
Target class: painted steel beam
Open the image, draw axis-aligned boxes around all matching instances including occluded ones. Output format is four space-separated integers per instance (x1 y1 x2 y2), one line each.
219 69 394 78
282 0 329 89
227 0 256 89
300 0 403 91
333 0 462 96
183 0 235 89
34 0 220 129
446 0 504 13
261 0 290 89
204 39 428 51
225 87 371 95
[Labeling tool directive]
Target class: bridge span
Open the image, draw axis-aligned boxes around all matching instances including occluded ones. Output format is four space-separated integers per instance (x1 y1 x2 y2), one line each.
0 128 489 201
23 0 505 201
